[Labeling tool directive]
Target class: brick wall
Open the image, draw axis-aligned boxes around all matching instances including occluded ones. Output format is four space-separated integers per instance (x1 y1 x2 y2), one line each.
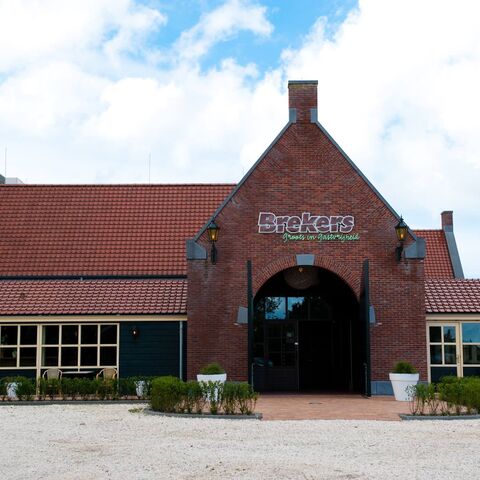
187 82 426 384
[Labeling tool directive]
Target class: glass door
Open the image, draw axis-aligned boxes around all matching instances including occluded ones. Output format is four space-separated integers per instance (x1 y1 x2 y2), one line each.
265 322 298 390
428 323 460 382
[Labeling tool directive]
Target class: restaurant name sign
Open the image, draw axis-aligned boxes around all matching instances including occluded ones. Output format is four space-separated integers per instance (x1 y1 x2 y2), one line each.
257 212 360 242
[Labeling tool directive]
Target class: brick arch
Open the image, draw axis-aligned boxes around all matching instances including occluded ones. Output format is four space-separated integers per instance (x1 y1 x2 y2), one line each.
253 254 361 299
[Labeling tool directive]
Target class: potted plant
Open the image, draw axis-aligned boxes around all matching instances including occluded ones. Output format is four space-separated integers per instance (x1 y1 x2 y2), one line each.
196 362 226 383
197 362 226 403
389 361 419 401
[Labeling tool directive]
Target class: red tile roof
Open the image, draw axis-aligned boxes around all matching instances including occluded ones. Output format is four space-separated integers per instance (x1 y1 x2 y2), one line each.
413 229 454 279
0 184 233 277
426 279 480 313
0 279 187 315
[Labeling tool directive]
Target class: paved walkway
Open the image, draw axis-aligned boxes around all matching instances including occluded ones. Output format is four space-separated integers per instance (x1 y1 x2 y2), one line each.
257 393 409 421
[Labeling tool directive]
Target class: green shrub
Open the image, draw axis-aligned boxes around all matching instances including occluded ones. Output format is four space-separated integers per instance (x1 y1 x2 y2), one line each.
38 378 62 400
2 377 36 401
150 376 186 413
199 362 225 375
392 361 417 374
97 379 118 400
408 383 438 415
201 381 224 414
222 382 238 415
409 376 480 416
235 382 258 415
184 380 204 414
0 378 7 400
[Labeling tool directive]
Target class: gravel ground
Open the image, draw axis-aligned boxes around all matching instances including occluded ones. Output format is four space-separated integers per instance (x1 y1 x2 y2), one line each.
0 404 479 479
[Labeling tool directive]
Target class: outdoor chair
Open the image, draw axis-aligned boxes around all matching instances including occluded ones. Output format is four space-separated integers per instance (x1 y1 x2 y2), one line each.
42 368 62 379
96 368 117 380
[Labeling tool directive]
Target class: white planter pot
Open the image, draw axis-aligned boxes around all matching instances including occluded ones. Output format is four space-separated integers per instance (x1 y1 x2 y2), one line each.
6 382 19 400
197 373 227 402
196 373 227 383
135 380 146 398
389 373 419 401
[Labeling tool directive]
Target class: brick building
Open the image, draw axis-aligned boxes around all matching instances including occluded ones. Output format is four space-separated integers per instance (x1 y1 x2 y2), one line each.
0 81 478 394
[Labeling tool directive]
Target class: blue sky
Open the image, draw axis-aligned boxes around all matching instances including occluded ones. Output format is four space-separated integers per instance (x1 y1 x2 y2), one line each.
142 0 358 71
0 0 479 276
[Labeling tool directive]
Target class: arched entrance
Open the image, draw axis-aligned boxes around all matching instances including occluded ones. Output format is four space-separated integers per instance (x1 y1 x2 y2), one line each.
253 266 363 392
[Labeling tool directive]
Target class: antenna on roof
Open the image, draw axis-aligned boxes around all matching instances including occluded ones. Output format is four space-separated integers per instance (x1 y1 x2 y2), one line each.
4 147 6 178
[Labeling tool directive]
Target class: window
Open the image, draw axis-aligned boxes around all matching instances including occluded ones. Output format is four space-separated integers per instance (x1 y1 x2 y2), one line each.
0 325 37 368
0 323 118 372
462 323 480 376
429 325 457 366
428 321 480 381
41 324 118 369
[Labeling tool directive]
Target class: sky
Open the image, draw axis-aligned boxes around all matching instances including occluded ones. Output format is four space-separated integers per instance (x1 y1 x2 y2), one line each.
0 0 479 277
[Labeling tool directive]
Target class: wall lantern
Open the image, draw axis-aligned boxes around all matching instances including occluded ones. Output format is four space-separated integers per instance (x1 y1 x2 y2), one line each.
395 216 408 261
131 326 140 338
206 220 220 264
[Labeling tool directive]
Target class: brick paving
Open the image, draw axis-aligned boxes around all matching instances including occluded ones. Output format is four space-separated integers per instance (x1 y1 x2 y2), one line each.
257 393 409 421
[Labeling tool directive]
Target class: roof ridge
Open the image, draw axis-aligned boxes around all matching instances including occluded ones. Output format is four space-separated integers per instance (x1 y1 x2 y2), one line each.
0 183 236 187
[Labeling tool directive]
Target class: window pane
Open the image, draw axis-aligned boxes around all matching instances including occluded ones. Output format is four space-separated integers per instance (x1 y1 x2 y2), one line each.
310 297 330 320
443 326 456 343
19 347 37 366
61 347 78 366
462 323 480 343
430 345 442 365
1 326 18 345
0 347 17 367
81 347 97 366
62 325 78 345
81 325 98 344
463 345 480 365
444 345 457 364
42 347 59 366
288 297 307 319
43 326 59 345
20 326 37 345
100 325 117 344
429 326 441 343
100 347 116 366
265 297 286 320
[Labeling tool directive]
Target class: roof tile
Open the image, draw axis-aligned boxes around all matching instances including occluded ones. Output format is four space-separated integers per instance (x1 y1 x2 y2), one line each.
426 279 480 313
0 279 187 315
413 229 454 279
0 184 233 277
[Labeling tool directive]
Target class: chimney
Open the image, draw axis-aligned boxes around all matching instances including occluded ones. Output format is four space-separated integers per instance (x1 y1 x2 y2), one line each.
441 211 453 231
288 80 318 123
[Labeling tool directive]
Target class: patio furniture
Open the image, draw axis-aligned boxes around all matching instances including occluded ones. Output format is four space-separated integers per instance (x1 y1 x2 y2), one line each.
42 368 62 379
96 368 117 380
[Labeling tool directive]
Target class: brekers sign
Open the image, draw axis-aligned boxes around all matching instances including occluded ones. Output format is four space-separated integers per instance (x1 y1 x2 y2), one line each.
257 212 360 243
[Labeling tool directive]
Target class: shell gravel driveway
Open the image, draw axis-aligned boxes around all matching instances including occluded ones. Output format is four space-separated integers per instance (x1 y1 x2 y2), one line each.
0 404 478 479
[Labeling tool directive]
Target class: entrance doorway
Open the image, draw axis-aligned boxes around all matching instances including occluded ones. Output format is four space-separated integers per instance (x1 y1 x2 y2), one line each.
253 266 362 392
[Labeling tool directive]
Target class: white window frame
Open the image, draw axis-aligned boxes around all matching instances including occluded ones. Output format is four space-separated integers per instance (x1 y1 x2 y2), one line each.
0 323 119 378
427 320 480 382
0 325 38 369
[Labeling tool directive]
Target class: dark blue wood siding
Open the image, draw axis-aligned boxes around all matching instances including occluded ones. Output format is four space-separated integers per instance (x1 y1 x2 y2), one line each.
119 321 181 377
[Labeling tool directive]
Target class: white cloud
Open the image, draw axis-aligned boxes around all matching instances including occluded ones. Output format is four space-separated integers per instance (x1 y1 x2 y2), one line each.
0 0 479 276
0 0 165 72
175 0 273 61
